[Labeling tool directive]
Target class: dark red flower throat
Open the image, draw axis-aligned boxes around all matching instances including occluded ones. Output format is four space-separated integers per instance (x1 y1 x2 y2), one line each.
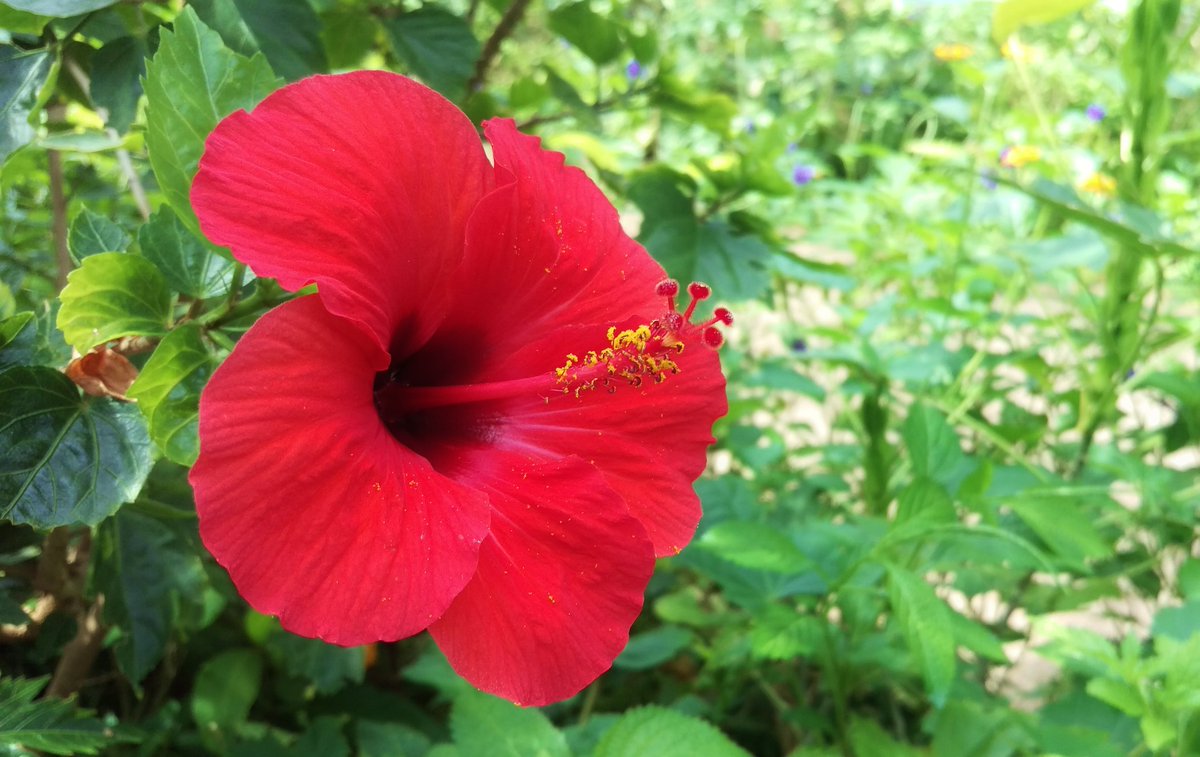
372 279 732 448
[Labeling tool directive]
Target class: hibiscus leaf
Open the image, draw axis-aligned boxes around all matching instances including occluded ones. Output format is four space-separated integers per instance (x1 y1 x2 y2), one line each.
144 7 281 234
383 6 479 100
0 47 53 165
0 366 153 528
594 706 750 757
68 207 129 262
548 2 625 65
57 252 173 353
644 219 771 302
0 675 114 755
885 564 956 708
449 690 569 757
2 0 116 16
138 206 234 300
127 325 212 466
190 0 327 82
92 508 208 687
190 648 263 752
89 36 147 134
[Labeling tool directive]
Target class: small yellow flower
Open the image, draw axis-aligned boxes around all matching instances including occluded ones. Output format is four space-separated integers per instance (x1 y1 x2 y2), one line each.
934 43 974 62
999 145 1041 169
1079 173 1117 196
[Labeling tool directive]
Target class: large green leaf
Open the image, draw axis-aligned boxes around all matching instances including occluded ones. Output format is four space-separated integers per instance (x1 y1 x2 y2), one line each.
902 404 972 491
191 649 263 747
191 0 327 81
144 7 281 233
126 325 211 465
548 2 625 65
0 676 113 755
993 0 1100 43
138 206 235 299
0 47 52 164
93 509 208 685
383 6 479 99
644 219 771 302
449 690 569 757
2 0 116 16
57 252 172 353
698 521 814 574
594 707 750 757
68 207 129 262
0 366 153 527
89 36 147 134
1006 496 1112 569
886 564 956 707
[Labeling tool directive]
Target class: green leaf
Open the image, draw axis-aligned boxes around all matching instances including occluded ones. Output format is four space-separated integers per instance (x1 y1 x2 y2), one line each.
848 716 926 757
645 220 770 302
0 588 28 624
191 649 263 734
0 676 113 755
902 404 970 490
993 0 1099 44
0 312 37 371
1006 496 1112 569
144 7 281 233
698 521 813 574
0 7 50 35
266 631 365 695
68 208 129 262
2 1 116 16
93 509 208 685
594 706 750 757
1 48 52 165
0 366 153 528
89 36 147 134
613 625 693 670
383 7 479 99
886 564 956 707
653 74 736 137
449 690 569 757
191 0 327 81
749 605 823 661
126 326 211 466
894 476 955 527
548 2 624 65
321 10 379 70
57 253 172 352
137 206 234 299
356 721 432 757
1085 678 1144 717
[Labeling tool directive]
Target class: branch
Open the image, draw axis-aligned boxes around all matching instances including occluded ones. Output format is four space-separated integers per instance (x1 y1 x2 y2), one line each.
468 0 534 93
48 148 71 291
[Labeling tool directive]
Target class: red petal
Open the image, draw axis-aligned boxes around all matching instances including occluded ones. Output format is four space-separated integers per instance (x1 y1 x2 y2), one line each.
190 297 492 645
429 455 655 706
191 72 493 358
427 120 665 379
501 328 727 557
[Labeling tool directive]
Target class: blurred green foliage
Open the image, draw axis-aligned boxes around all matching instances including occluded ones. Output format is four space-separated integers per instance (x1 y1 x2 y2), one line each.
2 0 1199 754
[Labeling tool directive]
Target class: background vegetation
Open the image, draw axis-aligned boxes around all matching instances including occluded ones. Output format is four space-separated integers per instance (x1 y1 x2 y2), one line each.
1 0 1198 754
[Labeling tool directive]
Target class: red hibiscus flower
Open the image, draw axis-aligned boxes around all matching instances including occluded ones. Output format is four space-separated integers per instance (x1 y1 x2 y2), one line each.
188 71 729 706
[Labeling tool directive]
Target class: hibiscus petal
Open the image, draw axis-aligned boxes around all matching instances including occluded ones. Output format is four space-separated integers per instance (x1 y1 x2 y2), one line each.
499 327 727 557
429 455 655 707
190 296 492 645
191 72 493 358
425 120 664 379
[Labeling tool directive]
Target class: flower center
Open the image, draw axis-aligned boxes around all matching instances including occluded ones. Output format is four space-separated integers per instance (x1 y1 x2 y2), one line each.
372 279 731 450
553 279 733 397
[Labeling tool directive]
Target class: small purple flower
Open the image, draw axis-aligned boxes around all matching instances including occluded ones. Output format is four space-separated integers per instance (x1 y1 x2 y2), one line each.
744 120 756 135
1086 103 1106 122
791 338 808 353
792 165 815 186
1125 368 1136 381
860 83 875 95
626 60 642 81
786 142 798 153
979 169 997 190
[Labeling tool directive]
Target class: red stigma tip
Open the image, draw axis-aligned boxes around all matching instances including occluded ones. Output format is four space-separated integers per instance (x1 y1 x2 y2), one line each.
656 279 680 297
713 307 733 326
702 326 725 349
687 282 711 300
